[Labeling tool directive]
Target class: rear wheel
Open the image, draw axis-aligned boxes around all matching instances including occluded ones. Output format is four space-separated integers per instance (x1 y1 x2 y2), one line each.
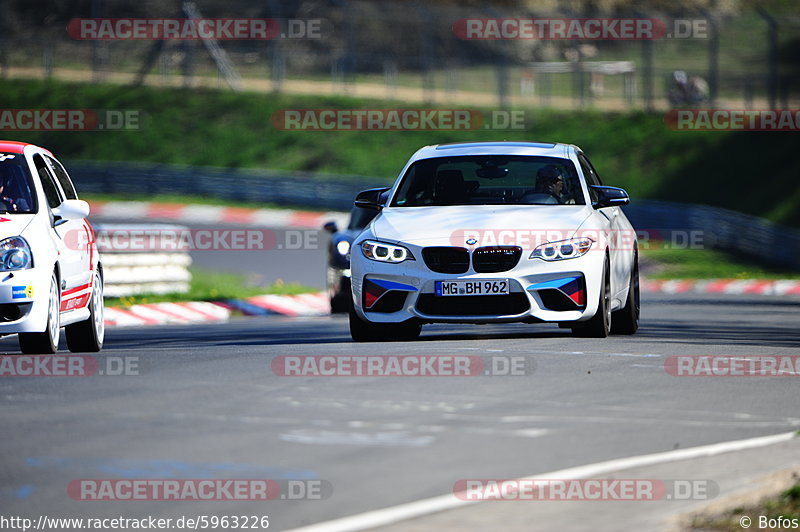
573 258 611 338
19 272 60 354
349 305 421 342
66 272 105 352
611 253 639 335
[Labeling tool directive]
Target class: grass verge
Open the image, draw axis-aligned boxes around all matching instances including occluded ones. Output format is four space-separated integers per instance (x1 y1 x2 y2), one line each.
689 483 800 531
640 247 800 280
104 268 317 308
1 78 799 227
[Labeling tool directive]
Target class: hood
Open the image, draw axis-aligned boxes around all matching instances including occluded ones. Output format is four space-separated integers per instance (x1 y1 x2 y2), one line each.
0 214 36 239
371 205 592 247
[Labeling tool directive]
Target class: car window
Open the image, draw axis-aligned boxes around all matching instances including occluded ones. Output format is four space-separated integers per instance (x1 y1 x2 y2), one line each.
0 153 37 213
578 153 604 186
33 154 63 209
391 155 585 206
45 155 78 200
577 153 603 203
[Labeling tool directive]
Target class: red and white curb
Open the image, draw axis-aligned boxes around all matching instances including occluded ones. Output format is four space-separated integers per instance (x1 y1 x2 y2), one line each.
104 301 232 327
642 279 800 296
104 292 331 327
88 201 348 229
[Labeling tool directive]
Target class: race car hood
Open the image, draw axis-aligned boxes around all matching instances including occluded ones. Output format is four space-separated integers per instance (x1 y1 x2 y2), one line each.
369 205 593 247
0 214 36 239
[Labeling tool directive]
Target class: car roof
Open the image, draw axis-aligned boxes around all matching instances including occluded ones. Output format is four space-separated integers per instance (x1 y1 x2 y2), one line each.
0 141 52 156
409 141 577 162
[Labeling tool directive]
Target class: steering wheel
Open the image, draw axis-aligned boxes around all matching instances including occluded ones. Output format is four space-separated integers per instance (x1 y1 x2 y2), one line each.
520 191 560 204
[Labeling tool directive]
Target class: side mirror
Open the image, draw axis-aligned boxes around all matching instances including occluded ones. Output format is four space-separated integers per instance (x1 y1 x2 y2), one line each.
590 186 630 208
52 199 90 225
354 187 390 211
323 221 338 233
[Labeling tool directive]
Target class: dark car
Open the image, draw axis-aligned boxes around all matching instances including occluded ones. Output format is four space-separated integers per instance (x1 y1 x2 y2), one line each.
323 205 380 313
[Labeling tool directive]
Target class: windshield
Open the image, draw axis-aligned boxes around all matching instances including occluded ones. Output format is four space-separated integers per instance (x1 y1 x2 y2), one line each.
0 154 36 214
391 155 585 207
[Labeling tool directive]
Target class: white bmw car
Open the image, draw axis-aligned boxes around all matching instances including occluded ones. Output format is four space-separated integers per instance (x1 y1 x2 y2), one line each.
0 141 103 353
349 141 639 341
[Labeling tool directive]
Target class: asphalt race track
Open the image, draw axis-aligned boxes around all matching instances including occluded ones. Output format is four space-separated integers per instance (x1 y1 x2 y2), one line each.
2 289 799 530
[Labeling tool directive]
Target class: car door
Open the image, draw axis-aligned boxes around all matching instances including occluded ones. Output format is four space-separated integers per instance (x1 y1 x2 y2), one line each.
32 153 92 311
577 152 629 299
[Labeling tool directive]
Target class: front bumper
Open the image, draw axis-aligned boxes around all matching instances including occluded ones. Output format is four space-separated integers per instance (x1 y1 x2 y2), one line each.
352 251 604 324
0 268 52 333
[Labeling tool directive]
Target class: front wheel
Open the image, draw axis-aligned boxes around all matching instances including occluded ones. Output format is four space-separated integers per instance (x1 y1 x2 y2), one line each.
572 258 611 338
611 253 639 335
349 305 421 342
66 272 105 352
19 272 60 354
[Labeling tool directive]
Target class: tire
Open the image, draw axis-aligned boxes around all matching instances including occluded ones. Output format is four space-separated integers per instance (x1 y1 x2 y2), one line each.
349 305 421 342
66 272 105 352
611 253 639 335
19 272 60 354
330 280 351 314
573 257 611 338
330 295 350 314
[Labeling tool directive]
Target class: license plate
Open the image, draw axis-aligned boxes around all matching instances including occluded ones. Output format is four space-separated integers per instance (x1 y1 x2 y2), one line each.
435 279 509 297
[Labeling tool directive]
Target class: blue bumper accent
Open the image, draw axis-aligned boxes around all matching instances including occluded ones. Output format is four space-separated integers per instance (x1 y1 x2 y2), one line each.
526 276 581 291
369 278 418 292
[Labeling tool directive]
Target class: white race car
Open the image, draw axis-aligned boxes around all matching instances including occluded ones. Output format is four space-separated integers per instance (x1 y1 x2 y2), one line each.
0 141 103 353
350 141 639 341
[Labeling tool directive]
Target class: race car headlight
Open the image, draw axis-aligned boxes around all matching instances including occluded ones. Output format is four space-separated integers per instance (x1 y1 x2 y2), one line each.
0 236 33 271
361 240 414 263
336 240 351 256
530 237 593 261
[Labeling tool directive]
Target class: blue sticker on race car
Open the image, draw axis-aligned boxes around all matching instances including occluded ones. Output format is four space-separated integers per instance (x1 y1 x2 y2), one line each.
11 285 33 299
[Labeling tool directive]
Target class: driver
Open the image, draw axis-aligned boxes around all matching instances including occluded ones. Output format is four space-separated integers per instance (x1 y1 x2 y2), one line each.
533 165 565 203
0 169 28 212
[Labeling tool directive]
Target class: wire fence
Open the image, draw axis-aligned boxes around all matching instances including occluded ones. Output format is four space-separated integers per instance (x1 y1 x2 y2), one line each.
1 0 799 110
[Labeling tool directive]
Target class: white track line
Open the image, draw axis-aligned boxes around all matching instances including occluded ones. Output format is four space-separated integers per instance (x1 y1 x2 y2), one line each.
286 431 797 532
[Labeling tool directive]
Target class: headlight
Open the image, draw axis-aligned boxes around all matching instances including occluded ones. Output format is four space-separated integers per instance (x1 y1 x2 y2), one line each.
0 236 33 271
336 240 351 256
530 237 593 261
360 240 414 263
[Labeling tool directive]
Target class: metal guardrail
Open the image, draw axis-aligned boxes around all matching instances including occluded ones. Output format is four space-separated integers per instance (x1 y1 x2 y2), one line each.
70 160 381 211
621 201 800 269
94 224 192 297
75 161 800 270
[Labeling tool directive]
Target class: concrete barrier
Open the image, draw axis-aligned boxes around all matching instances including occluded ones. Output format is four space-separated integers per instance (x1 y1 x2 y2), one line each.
94 224 192 297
